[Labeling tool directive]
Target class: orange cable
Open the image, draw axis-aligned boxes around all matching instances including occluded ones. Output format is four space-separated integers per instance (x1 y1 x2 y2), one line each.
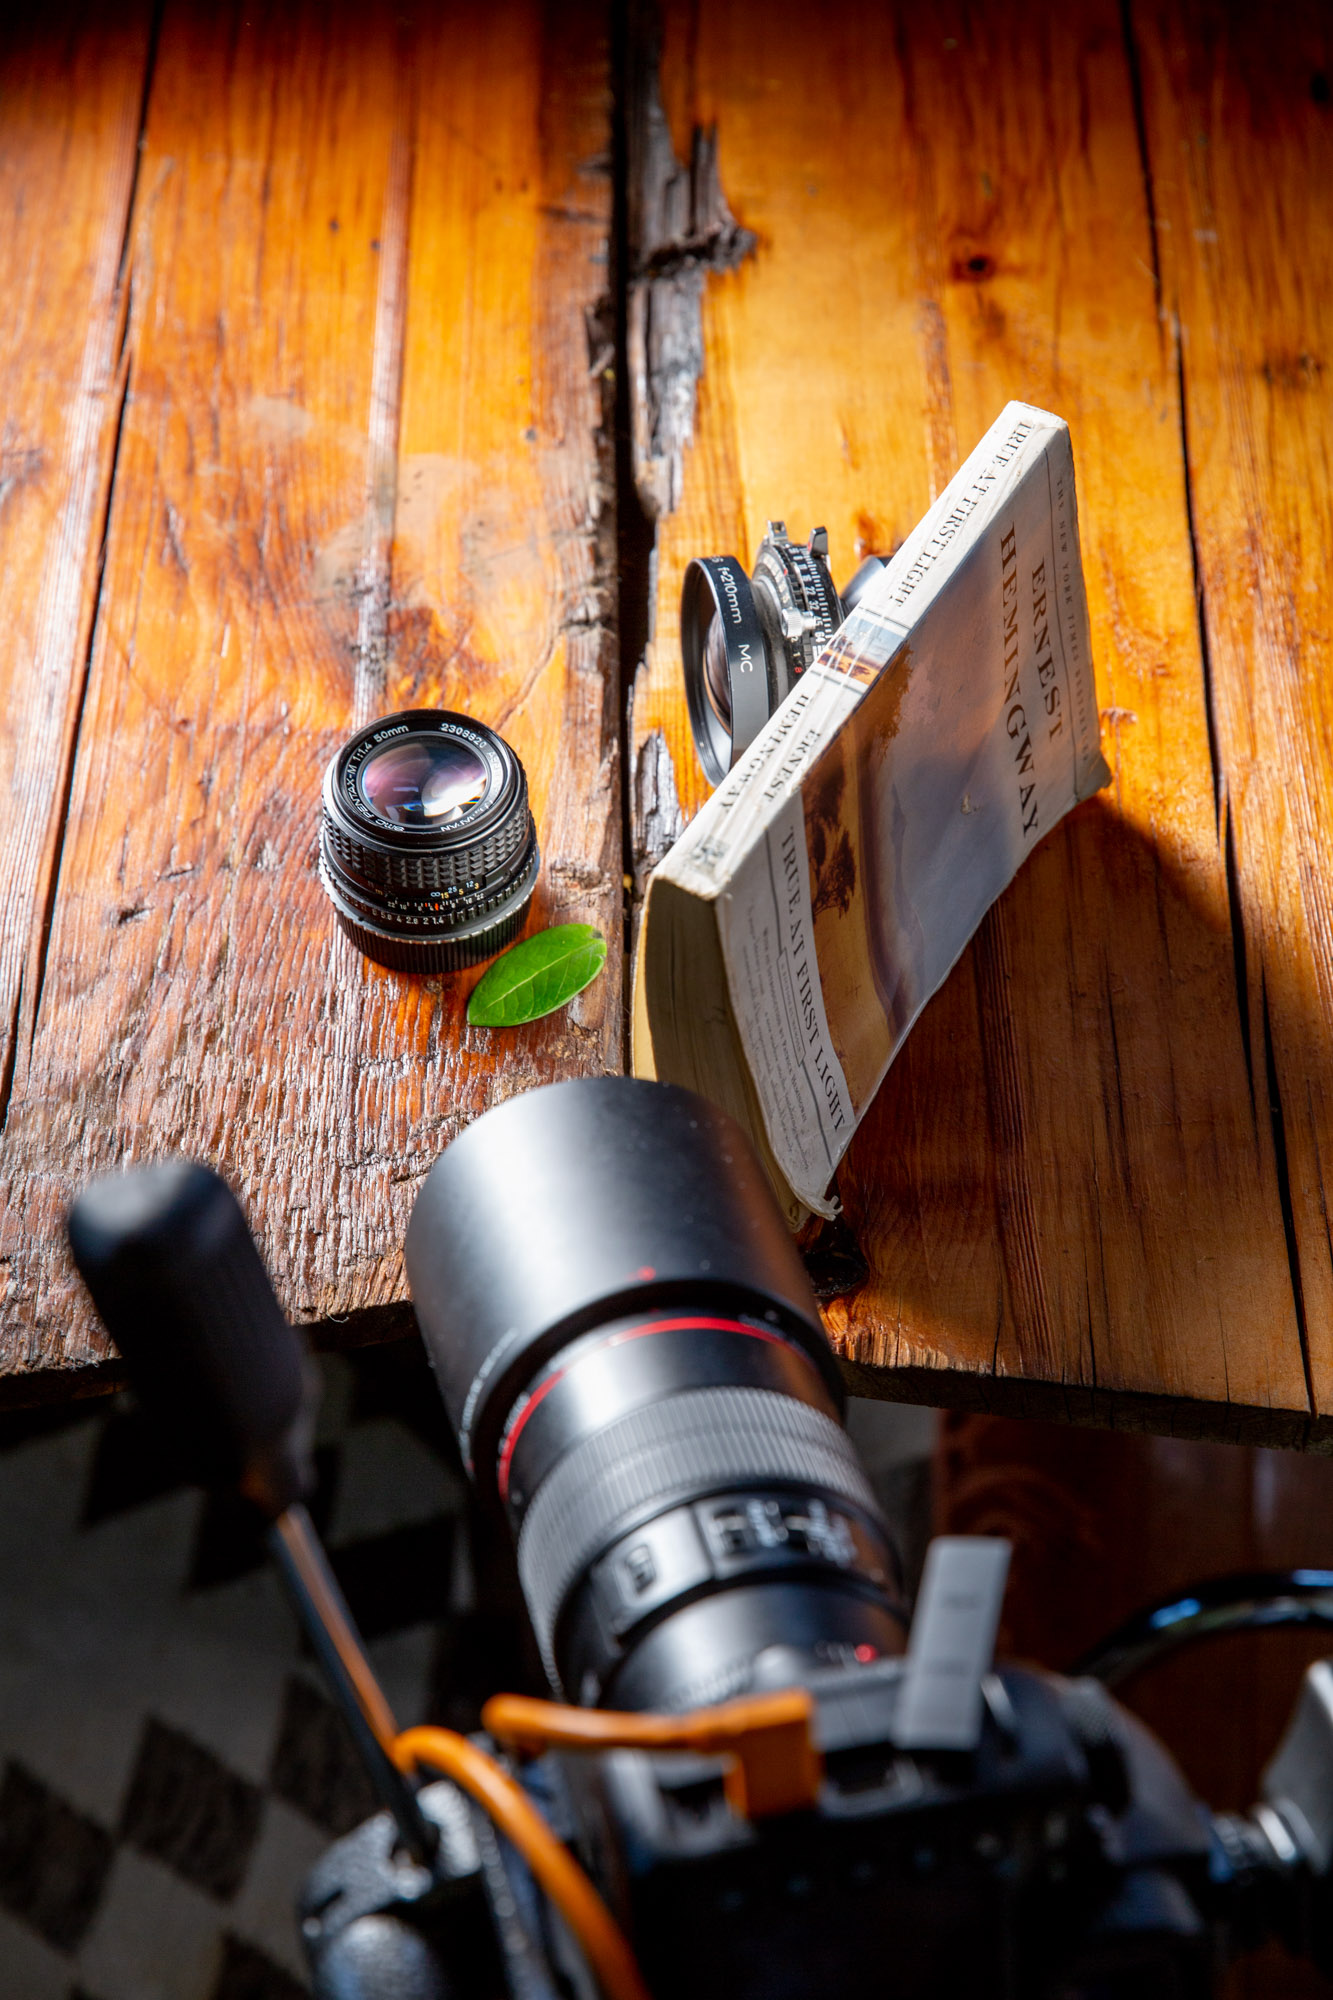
393 1725 651 2000
483 1688 822 1820
273 1509 399 1750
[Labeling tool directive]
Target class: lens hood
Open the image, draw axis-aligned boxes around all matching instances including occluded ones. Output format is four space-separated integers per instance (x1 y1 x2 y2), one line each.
406 1076 903 1709
405 1076 837 1492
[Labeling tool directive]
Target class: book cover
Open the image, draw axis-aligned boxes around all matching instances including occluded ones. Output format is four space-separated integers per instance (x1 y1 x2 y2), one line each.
634 403 1110 1217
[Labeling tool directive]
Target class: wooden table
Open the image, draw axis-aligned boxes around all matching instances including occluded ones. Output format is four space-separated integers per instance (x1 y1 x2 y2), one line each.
2 1 1330 1450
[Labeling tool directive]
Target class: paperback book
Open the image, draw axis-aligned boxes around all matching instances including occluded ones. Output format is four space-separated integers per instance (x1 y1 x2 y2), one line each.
632 402 1110 1222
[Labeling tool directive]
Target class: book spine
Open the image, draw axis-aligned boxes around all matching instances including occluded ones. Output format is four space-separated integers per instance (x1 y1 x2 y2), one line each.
713 796 854 1218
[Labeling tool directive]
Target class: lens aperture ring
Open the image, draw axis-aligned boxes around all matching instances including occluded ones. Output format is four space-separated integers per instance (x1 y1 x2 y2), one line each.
516 1385 883 1689
754 534 843 681
784 542 841 649
323 895 533 975
320 832 539 973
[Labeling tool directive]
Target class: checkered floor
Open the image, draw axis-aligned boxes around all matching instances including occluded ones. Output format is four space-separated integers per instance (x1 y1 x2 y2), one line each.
0 1342 933 1999
0 1341 543 2000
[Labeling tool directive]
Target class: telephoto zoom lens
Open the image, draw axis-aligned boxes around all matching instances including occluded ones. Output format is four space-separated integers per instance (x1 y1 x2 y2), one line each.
319 709 539 974
406 1077 906 1712
681 525 887 785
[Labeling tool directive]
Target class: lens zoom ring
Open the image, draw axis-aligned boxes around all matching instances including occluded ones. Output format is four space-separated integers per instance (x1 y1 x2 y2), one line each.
324 802 529 893
516 1387 880 1684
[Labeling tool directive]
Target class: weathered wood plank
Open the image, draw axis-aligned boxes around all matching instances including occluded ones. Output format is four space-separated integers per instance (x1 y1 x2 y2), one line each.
0 0 619 1391
629 0 1307 1443
0 5 152 1172
1132 0 1333 1438
6 0 1325 1449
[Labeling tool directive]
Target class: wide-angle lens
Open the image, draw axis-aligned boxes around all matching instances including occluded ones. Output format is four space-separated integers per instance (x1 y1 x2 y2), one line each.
680 527 849 787
680 555 772 787
358 735 488 827
319 709 538 974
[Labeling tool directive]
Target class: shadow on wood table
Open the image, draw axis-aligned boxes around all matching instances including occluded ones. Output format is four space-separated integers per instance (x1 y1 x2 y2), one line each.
833 796 1315 1447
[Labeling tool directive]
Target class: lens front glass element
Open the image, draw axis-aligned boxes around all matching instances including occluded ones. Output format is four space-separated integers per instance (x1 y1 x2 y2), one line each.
702 609 733 731
359 735 488 827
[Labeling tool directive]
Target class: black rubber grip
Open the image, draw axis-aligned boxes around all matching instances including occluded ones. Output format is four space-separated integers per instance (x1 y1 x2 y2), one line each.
516 1385 880 1679
67 1162 311 1515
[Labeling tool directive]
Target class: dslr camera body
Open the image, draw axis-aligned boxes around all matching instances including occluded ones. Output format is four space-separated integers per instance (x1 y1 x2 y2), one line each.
310 1080 1333 2000
68 1079 1333 2000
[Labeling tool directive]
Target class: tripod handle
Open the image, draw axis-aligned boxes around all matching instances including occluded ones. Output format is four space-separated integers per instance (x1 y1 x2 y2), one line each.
67 1159 312 1518
68 1158 440 1863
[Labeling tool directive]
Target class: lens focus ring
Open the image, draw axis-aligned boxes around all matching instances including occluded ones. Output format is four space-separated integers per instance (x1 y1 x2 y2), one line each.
516 1385 881 1687
321 797 530 895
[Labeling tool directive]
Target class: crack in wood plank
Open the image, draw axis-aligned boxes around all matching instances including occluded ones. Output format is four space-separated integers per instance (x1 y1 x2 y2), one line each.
624 0 756 522
353 53 414 729
0 13 157 1128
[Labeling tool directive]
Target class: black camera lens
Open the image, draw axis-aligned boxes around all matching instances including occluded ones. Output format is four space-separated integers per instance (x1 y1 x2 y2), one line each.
319 709 539 975
406 1077 905 1712
681 528 888 784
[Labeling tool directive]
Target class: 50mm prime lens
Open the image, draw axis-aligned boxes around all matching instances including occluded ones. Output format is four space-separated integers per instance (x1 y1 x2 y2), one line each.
319 709 539 975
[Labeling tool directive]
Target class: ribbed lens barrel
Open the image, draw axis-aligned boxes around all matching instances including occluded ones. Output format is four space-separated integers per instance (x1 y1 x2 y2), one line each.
405 1078 906 1711
319 709 538 974
503 1315 901 1708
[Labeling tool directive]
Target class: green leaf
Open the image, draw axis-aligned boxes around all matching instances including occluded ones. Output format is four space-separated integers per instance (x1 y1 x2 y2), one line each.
466 923 607 1027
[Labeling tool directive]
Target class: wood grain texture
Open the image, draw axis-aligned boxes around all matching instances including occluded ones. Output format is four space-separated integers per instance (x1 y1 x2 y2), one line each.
629 0 1323 1444
0 0 620 1392
1132 1 1333 1440
0 4 152 1186
4 0 1328 1443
